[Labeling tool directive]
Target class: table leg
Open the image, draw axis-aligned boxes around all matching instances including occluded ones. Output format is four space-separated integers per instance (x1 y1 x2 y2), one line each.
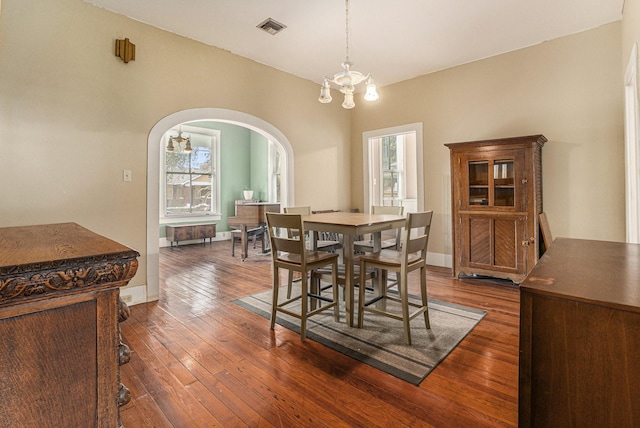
241 225 249 260
343 234 355 327
371 231 389 311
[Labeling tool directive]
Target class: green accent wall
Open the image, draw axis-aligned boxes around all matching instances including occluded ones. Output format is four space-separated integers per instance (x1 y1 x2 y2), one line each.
250 132 269 202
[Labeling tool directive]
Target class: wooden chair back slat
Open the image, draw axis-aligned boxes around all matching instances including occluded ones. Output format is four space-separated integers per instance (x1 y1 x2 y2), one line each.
266 213 305 258
371 205 404 215
284 206 311 215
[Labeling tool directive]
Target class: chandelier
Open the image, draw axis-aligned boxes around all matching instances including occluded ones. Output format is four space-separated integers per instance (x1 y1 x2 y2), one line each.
167 126 192 153
318 0 378 109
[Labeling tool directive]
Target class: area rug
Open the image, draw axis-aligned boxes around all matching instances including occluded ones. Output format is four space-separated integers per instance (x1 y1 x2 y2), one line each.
233 287 486 385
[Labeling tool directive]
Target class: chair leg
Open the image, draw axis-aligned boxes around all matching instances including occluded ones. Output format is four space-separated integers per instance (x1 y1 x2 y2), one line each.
399 271 412 345
270 266 279 329
300 271 308 341
421 265 431 329
332 260 340 322
231 236 236 257
287 270 294 298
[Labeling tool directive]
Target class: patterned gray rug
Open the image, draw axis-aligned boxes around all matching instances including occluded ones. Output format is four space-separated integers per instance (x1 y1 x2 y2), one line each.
234 287 486 385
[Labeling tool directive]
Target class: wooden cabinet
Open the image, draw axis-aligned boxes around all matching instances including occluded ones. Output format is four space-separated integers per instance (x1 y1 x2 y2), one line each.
519 238 640 427
166 222 216 247
0 222 139 427
445 135 546 283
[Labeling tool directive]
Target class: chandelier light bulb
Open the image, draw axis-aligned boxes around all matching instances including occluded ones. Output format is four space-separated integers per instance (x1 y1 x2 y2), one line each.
364 77 379 101
318 78 332 103
342 92 355 109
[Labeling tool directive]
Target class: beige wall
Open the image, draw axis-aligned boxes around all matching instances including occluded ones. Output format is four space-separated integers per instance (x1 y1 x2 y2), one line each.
352 22 625 260
0 0 351 294
623 0 640 67
0 0 628 298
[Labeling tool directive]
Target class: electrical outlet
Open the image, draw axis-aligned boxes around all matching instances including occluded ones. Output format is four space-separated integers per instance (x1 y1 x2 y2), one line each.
123 169 132 182
121 294 133 303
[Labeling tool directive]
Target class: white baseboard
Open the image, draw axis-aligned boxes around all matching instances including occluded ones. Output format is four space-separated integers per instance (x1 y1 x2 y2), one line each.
427 251 452 268
119 284 148 306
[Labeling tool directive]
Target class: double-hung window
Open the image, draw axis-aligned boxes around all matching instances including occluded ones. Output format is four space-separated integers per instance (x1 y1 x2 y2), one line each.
381 135 404 206
162 126 220 219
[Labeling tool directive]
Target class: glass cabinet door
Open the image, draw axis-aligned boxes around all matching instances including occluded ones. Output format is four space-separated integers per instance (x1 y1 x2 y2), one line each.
465 151 521 209
493 160 514 207
469 161 489 206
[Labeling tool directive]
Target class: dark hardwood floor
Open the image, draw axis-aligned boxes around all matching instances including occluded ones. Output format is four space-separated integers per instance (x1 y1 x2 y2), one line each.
119 240 520 427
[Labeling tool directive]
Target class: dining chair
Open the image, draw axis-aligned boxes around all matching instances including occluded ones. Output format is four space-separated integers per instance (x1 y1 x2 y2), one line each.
283 206 341 251
266 212 339 341
230 225 265 257
311 209 345 253
357 210 433 345
283 206 341 298
354 205 404 253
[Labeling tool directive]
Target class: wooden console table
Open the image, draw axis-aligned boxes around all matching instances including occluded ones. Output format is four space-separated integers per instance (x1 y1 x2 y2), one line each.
165 222 216 247
519 238 640 427
0 222 139 428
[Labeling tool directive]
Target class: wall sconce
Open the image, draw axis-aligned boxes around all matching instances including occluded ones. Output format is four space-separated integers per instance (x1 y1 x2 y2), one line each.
115 38 136 63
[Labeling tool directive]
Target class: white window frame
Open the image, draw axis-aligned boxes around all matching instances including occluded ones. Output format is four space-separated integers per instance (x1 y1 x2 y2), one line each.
363 123 424 213
377 134 405 206
159 125 221 224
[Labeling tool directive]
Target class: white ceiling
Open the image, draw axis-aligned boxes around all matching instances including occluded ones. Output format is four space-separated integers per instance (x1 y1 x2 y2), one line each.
85 0 624 88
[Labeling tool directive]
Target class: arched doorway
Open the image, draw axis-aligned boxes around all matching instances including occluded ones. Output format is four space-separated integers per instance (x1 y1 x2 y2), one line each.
145 108 295 302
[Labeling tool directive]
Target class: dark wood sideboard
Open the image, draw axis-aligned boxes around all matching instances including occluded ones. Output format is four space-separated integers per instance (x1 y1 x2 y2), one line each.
165 222 216 247
519 238 640 427
0 222 139 427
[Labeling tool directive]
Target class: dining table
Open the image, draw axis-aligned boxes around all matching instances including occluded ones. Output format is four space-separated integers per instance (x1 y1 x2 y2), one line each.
303 211 407 327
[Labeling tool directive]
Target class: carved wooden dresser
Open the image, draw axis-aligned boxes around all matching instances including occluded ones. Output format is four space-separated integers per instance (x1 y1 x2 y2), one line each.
0 222 139 427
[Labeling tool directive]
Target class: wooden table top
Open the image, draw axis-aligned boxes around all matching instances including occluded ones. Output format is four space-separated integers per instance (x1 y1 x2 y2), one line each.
520 237 640 313
303 212 406 232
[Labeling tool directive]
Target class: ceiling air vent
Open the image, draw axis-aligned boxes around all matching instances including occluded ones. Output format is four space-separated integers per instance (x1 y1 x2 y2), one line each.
257 18 287 35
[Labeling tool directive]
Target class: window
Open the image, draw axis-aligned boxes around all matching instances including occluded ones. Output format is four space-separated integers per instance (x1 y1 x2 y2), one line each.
364 123 423 215
367 131 418 211
161 126 220 219
381 135 404 205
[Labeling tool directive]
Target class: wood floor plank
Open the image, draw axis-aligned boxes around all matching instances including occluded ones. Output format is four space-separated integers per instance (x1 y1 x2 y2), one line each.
119 241 520 426
121 320 218 427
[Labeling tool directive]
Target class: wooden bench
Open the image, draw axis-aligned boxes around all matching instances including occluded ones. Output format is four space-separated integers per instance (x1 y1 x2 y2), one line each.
166 223 216 247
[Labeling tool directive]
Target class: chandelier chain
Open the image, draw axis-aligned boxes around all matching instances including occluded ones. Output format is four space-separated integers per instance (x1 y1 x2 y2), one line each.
345 0 350 62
